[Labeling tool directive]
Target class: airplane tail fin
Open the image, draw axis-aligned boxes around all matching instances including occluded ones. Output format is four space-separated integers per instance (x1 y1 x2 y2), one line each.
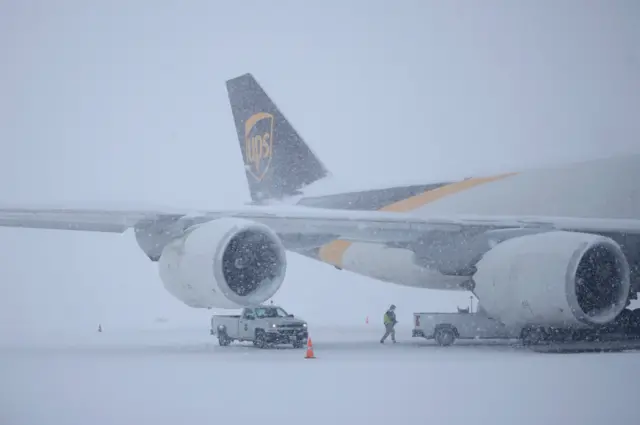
226 73 330 203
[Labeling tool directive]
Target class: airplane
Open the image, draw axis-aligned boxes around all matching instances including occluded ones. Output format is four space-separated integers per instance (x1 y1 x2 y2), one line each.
1 73 640 345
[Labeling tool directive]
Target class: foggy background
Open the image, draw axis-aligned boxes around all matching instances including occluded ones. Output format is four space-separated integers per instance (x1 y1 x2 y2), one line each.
0 0 638 337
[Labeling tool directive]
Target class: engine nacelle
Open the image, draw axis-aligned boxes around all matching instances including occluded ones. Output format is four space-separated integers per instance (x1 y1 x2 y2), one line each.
157 218 287 309
473 231 630 329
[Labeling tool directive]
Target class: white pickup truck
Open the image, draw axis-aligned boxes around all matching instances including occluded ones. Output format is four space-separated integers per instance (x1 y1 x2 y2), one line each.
412 309 520 346
210 305 309 348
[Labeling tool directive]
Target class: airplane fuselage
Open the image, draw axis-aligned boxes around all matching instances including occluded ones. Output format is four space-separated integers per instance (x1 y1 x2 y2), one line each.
291 154 640 293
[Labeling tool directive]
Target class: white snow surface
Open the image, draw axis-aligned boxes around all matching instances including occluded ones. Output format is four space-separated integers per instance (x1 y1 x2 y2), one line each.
1 324 637 425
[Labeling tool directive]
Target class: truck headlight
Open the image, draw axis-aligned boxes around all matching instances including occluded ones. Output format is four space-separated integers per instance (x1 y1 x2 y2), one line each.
303 323 307 328
271 324 277 328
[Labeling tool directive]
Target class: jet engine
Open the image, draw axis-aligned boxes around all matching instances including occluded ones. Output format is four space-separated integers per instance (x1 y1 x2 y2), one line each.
157 218 287 309
473 231 630 329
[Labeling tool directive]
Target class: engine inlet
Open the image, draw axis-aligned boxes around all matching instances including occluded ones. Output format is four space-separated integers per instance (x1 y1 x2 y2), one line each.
574 243 628 322
222 230 282 297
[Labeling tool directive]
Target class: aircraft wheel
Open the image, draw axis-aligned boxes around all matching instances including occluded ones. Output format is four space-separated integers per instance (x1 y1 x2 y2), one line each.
521 326 547 346
630 309 640 328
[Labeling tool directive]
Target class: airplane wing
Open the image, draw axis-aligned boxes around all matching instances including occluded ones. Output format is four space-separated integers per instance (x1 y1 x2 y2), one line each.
0 205 639 245
0 207 158 233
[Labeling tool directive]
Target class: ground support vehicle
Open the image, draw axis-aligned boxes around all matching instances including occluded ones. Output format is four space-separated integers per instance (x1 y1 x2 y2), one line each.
211 305 308 349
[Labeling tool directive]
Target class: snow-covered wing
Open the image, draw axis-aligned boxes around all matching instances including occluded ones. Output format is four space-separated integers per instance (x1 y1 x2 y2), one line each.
216 210 640 243
425 214 640 236
0 205 638 241
0 207 157 233
0 205 442 242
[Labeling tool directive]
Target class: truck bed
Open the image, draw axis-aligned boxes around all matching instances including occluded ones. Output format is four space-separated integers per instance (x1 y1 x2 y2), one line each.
211 315 241 336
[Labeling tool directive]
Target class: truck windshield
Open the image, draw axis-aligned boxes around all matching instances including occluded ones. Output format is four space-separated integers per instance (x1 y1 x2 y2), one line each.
254 307 288 318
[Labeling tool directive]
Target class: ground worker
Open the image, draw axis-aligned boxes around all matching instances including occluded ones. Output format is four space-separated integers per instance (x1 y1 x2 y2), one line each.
380 304 397 344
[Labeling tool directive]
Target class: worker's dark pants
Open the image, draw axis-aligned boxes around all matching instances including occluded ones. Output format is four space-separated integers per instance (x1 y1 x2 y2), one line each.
381 323 396 342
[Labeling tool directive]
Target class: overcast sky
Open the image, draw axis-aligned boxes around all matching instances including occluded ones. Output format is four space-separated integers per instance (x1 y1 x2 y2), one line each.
0 0 638 338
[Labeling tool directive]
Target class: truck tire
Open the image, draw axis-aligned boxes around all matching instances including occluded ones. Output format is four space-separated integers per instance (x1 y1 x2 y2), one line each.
218 333 231 346
255 331 267 349
435 327 456 346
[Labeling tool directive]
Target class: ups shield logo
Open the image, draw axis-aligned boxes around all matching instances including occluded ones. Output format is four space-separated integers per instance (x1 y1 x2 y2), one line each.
244 112 274 181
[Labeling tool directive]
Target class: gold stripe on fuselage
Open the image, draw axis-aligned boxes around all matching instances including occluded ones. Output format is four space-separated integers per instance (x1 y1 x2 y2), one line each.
317 173 517 268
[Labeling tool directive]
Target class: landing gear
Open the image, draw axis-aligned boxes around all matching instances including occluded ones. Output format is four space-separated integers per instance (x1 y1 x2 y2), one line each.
612 308 640 330
520 326 547 346
520 308 640 352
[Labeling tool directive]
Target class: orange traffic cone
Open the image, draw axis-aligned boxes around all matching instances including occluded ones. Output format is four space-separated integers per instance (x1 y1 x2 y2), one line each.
304 337 316 359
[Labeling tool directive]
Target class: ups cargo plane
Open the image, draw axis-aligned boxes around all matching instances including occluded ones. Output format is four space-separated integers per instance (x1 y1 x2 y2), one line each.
2 73 640 345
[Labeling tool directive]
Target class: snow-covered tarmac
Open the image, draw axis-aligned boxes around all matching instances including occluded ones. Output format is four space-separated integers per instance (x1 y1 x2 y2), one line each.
1 325 637 425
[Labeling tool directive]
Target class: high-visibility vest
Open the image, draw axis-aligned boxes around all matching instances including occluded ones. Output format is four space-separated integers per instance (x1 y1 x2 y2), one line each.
384 313 392 325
